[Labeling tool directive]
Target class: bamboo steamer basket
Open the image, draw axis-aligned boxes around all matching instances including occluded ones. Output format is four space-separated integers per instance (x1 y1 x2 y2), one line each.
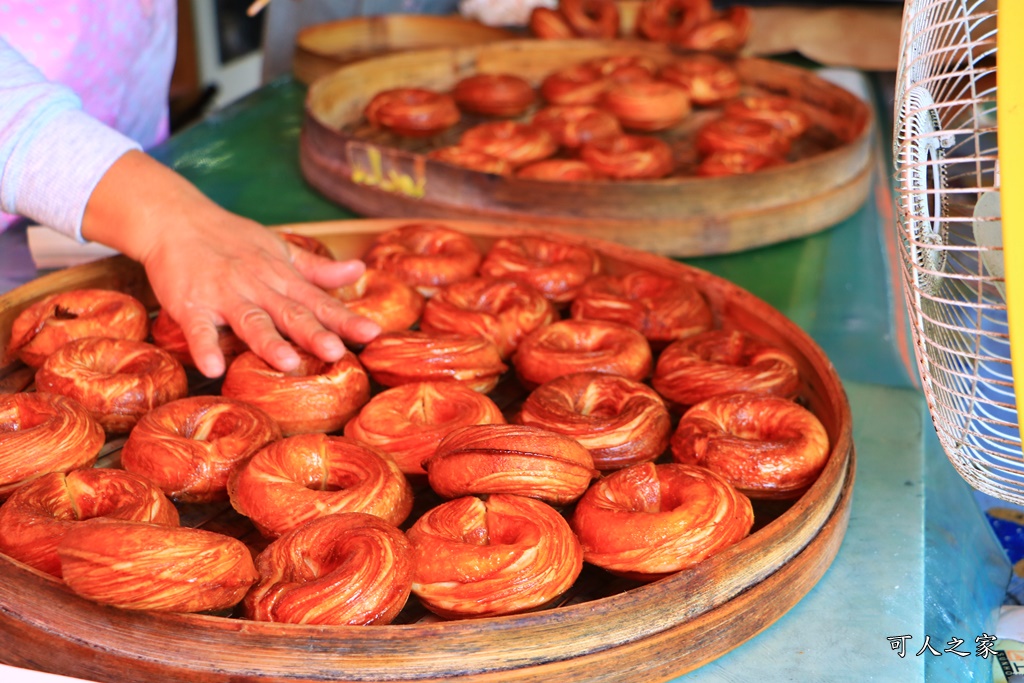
0 220 853 683
300 40 873 257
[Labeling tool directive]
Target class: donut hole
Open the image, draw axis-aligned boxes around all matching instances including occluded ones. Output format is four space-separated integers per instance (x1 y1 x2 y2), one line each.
52 305 79 321
182 410 248 442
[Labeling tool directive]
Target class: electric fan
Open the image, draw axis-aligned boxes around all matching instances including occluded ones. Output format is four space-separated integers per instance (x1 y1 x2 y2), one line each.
893 0 1024 503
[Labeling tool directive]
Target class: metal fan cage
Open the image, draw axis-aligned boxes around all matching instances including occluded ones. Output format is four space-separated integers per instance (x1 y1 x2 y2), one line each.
892 0 1020 501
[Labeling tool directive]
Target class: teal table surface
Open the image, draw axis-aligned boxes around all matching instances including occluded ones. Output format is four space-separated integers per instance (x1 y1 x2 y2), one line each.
0 75 1003 682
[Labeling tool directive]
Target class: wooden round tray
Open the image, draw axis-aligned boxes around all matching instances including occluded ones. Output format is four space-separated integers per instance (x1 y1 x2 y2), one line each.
0 220 854 683
300 40 874 258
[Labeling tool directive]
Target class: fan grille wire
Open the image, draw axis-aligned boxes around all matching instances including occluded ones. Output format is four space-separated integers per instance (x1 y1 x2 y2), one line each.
892 1 1023 501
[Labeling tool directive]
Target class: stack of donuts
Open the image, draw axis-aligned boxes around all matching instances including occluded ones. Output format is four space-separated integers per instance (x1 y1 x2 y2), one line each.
0 223 831 626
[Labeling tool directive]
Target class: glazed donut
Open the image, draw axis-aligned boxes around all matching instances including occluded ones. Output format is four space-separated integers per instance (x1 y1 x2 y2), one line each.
695 116 792 159
426 424 598 505
539 64 608 106
459 121 558 167
530 105 622 149
601 80 691 132
364 87 460 137
279 231 334 258
677 6 752 53
150 309 249 369
579 133 675 179
359 331 508 393
0 392 104 498
583 55 658 84
571 462 753 580
696 150 783 177
512 319 653 389
651 329 801 408
478 235 602 305
517 159 608 181
408 494 583 618
452 73 537 117
427 146 514 176
516 371 670 470
658 54 741 107
344 381 505 476
723 95 811 140
569 270 713 347
57 518 258 613
529 6 576 39
670 392 830 499
560 0 620 38
244 513 414 625
121 395 282 503
419 277 557 358
7 289 149 368
363 223 484 297
35 338 188 435
328 268 425 334
221 346 370 437
228 433 414 538
636 0 714 42
0 469 179 578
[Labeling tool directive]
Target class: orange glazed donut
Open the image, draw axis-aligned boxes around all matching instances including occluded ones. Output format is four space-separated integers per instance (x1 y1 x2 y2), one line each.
529 6 576 39
244 513 414 625
121 396 282 503
560 0 620 38
695 116 792 159
658 54 741 107
228 433 414 539
0 392 103 498
540 64 608 106
328 268 425 334
652 329 801 408
408 494 583 618
531 105 622 149
569 270 713 347
279 231 334 258
517 371 671 471
583 55 659 84
571 462 753 580
364 87 460 137
696 150 783 177
723 95 811 140
426 424 598 505
57 518 258 613
452 73 537 117
517 159 608 181
0 469 179 578
345 381 505 476
478 235 602 305
150 308 249 369
427 146 514 176
636 0 714 42
579 133 675 179
363 223 484 297
221 346 370 437
459 121 558 167
670 392 830 499
7 289 149 368
602 80 691 132
677 6 752 53
35 338 188 435
420 277 557 358
513 319 653 389
359 331 507 393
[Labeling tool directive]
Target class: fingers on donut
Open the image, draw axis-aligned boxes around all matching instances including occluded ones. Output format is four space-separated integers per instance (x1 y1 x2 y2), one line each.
570 462 754 580
452 73 537 118
358 331 508 393
428 147 514 176
34 338 189 435
479 236 602 305
459 121 558 167
57 518 258 613
560 0 620 38
426 424 598 505
328 268 425 334
363 223 484 297
7 289 149 368
531 105 622 149
408 494 583 618
652 329 801 409
345 381 506 476
513 319 653 389
0 392 104 498
364 87 460 138
228 433 414 539
244 512 414 625
151 309 249 369
516 371 671 470
672 392 831 499
222 346 370 437
121 396 282 503
579 134 675 179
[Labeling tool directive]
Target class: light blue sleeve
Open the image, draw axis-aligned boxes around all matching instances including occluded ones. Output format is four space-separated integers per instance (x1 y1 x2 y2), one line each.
0 36 141 241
